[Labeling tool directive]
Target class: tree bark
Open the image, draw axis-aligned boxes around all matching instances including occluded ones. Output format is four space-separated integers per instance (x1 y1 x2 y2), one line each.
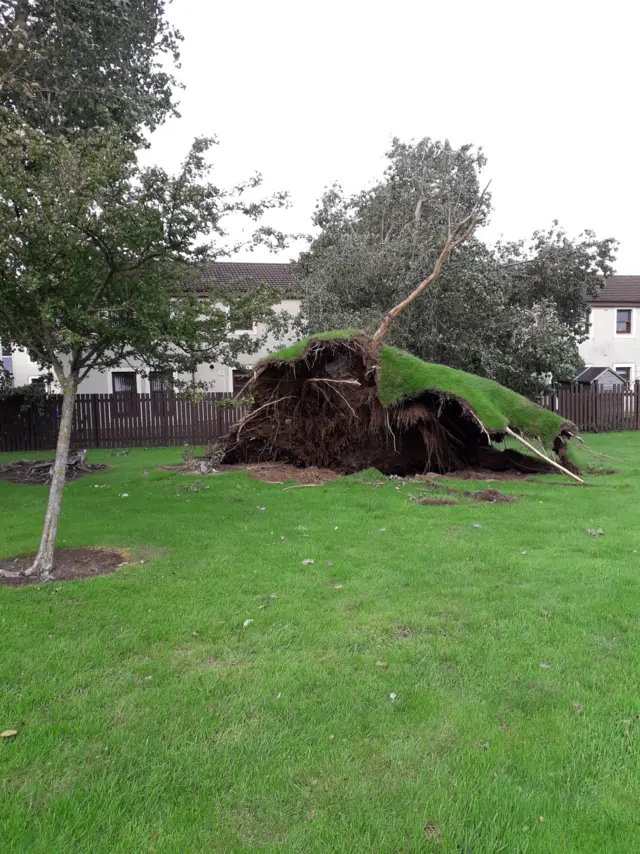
27 375 79 580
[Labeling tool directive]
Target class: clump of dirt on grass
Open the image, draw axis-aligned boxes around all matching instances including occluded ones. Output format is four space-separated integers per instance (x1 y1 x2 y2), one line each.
0 548 125 587
0 456 107 486
469 488 518 504
419 497 457 506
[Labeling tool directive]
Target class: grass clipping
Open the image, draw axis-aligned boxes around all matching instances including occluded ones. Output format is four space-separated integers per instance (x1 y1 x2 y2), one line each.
222 333 577 476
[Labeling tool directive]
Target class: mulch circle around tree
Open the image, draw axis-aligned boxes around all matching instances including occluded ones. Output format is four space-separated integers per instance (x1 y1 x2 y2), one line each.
0 459 108 486
0 548 125 587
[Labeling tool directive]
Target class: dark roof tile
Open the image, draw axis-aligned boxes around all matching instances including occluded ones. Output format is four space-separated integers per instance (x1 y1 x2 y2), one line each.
194 261 298 295
589 275 640 305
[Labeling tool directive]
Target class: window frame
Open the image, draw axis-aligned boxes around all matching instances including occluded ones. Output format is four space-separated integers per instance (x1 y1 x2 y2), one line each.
615 308 634 336
111 371 138 417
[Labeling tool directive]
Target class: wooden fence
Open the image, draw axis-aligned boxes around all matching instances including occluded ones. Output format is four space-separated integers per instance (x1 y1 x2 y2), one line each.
0 392 250 453
3 385 640 453
541 384 640 432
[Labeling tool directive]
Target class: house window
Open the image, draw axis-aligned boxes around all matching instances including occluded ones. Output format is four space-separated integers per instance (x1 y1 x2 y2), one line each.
613 365 632 384
149 370 173 393
616 309 632 334
112 371 138 416
232 369 251 396
149 370 175 416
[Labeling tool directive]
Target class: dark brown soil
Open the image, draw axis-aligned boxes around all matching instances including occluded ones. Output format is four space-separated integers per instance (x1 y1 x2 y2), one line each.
420 497 458 506
470 488 517 504
163 461 339 485
246 463 338 484
0 460 107 486
0 548 125 587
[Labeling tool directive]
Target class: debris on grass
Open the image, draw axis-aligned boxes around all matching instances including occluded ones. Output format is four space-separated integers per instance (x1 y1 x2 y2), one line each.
0 729 17 739
586 523 604 538
572 701 584 715
243 619 254 628
423 821 441 842
0 454 107 486
302 559 315 566
389 692 397 701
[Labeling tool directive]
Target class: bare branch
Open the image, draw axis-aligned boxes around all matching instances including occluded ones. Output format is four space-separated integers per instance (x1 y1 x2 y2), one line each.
371 182 490 347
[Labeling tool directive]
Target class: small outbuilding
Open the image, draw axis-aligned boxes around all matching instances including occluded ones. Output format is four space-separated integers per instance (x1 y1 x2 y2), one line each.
572 367 627 389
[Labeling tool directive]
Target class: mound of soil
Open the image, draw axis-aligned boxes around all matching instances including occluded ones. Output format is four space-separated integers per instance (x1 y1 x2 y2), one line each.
0 456 107 486
245 463 338 484
420 497 457 506
0 548 125 587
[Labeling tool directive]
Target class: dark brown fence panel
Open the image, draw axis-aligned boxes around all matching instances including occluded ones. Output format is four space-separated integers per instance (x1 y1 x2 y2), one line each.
542 383 640 432
0 392 249 453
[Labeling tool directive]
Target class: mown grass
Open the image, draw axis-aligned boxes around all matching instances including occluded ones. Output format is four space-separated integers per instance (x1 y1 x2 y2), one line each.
1 435 640 853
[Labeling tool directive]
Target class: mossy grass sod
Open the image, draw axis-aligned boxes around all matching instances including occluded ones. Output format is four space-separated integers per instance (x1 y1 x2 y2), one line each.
1 435 640 852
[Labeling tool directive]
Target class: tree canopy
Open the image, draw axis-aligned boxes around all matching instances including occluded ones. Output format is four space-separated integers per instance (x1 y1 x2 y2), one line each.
298 137 617 397
0 0 182 142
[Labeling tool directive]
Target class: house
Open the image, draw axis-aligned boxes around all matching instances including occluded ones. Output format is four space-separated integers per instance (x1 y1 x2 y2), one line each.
579 275 640 384
571 366 627 389
1 338 48 387
1 262 301 394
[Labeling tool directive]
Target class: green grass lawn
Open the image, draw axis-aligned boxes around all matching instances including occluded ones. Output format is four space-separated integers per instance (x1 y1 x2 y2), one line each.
1 436 640 853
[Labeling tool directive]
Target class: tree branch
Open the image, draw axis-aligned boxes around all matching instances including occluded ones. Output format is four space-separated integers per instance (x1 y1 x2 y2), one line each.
371 183 490 347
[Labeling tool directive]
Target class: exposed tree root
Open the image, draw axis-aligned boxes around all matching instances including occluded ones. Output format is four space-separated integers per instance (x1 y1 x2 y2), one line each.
221 337 577 478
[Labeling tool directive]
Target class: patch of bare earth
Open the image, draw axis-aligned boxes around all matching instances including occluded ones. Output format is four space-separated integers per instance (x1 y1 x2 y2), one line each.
420 498 457 506
470 488 518 504
0 548 125 587
161 460 339 485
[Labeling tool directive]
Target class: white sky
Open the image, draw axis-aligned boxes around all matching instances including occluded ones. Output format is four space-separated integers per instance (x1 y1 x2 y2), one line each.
146 0 640 270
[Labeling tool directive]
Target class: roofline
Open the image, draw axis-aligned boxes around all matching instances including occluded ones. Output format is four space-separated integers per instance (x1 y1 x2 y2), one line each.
588 301 640 307
573 367 591 381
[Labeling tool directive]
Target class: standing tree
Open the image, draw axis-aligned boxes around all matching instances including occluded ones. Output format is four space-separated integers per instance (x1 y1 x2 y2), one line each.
298 138 617 396
0 0 181 142
0 122 289 580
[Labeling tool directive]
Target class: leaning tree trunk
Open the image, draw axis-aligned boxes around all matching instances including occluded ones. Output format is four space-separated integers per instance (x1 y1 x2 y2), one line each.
27 376 79 580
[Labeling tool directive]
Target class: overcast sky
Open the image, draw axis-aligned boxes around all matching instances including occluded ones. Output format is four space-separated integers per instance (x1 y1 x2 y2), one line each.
146 0 640 270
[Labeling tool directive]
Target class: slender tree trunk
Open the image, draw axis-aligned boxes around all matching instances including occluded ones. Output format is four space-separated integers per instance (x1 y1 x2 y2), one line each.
26 375 79 580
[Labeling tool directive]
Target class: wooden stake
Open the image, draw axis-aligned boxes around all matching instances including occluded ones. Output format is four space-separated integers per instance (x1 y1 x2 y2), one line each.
505 427 584 484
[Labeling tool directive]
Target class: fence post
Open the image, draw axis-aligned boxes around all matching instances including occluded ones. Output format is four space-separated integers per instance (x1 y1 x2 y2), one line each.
91 395 101 449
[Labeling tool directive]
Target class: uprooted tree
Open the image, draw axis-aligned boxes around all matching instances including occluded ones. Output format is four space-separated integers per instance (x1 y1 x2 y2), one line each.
221 187 581 483
0 124 289 580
